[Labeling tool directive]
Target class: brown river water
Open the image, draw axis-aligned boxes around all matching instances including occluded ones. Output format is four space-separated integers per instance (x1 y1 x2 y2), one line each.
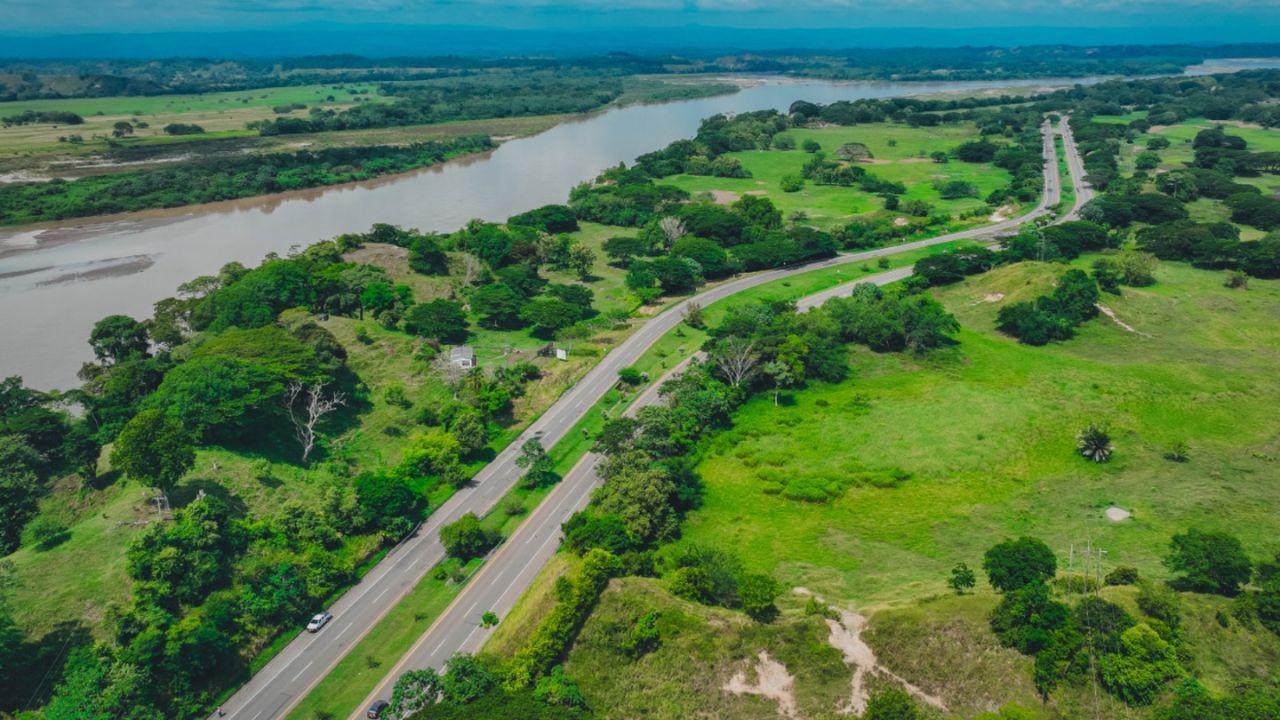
0 76 1096 389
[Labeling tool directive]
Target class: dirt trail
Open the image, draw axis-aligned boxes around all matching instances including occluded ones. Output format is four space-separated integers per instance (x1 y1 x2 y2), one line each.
825 608 949 715
723 650 800 719
1097 304 1144 335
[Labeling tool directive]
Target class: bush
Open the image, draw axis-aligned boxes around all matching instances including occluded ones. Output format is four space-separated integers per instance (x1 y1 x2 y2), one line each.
802 139 821 153
1098 623 1185 705
22 515 69 550
617 367 643 386
440 512 498 560
864 686 920 720
1077 423 1113 463
1105 566 1140 586
779 174 804 192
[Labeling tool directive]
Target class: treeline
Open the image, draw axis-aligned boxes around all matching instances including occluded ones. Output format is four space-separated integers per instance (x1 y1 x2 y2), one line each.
1 109 83 126
6 45 1280 101
1042 69 1280 128
0 135 494 225
250 73 628 136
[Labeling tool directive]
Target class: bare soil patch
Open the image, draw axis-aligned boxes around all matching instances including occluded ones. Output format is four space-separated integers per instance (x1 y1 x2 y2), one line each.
723 650 800 719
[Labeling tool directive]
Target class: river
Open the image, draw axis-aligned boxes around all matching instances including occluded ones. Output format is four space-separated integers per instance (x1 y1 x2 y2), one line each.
0 76 1091 390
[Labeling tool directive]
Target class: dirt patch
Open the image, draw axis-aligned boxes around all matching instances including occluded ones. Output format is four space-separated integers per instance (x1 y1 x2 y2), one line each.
711 190 740 205
823 605 949 715
898 157 933 164
893 217 909 227
981 292 1005 303
857 158 892 165
723 650 799 719
1106 506 1132 522
989 204 1016 222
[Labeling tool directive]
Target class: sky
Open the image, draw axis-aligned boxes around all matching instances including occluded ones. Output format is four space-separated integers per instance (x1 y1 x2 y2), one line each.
5 0 1280 34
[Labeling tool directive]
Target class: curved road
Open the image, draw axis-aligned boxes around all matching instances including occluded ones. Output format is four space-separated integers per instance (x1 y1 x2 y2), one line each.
221 120 1072 720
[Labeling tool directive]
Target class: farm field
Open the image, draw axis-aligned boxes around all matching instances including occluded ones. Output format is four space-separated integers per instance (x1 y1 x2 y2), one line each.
665 123 1019 230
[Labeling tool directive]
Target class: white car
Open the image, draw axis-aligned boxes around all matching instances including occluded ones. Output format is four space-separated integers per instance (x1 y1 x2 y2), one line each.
306 612 333 633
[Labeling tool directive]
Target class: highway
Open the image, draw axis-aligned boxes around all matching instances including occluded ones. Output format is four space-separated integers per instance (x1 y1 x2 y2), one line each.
219 121 1069 720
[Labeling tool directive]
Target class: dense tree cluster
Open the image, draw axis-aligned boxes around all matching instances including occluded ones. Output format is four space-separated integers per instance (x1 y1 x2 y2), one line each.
996 269 1101 345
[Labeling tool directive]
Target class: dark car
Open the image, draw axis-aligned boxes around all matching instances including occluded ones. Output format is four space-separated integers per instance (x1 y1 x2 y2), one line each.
367 699 389 718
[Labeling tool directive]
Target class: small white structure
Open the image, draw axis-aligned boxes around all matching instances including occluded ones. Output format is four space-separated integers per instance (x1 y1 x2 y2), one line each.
449 345 477 369
555 347 568 361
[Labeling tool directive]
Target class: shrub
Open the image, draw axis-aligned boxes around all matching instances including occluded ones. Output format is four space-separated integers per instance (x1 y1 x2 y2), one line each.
440 512 498 560
1077 423 1113 463
779 174 804 192
802 139 821 153
1105 566 1140 586
22 515 69 550
620 610 661 658
1136 581 1182 632
864 687 920 720
949 562 977 594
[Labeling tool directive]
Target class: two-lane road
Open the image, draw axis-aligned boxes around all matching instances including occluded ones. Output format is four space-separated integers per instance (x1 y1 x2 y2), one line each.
223 121 1067 720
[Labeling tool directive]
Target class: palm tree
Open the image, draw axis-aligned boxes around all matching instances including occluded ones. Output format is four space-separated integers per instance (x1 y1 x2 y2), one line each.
1078 423 1114 463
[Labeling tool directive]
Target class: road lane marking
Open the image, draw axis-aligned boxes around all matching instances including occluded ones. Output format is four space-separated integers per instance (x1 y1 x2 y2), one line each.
373 586 391 603
291 661 314 683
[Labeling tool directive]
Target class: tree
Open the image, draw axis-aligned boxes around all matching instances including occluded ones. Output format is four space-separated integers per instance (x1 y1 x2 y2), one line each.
955 140 998 162
902 295 960 352
983 537 1057 592
568 243 596 280
147 355 281 441
408 234 448 275
111 120 133 137
88 314 150 364
658 216 687 249
1098 623 1185 705
353 470 421 539
110 409 194 498
802 139 821 153
0 435 42 554
1164 528 1252 595
864 687 920 720
515 438 557 489
404 299 469 342
602 235 648 267
519 297 582 337
388 668 440 720
439 652 496 704
949 563 977 595
1077 423 1113 463
471 283 525 329
440 512 497 560
738 572 781 621
283 381 345 463
1135 151 1161 171
710 336 758 388
762 360 794 406
532 665 586 708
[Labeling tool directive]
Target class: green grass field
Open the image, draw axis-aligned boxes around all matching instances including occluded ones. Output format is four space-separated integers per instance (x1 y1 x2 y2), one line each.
674 259 1280 610
665 123 1017 230
0 83 384 157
